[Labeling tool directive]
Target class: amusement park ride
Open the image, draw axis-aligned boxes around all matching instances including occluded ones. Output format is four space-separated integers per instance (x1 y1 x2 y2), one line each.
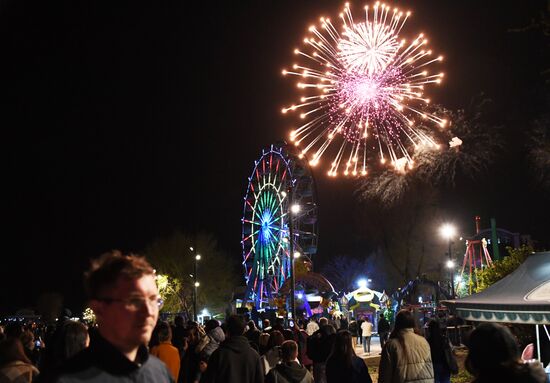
240 144 386 320
240 143 499 318
458 216 494 294
241 143 319 311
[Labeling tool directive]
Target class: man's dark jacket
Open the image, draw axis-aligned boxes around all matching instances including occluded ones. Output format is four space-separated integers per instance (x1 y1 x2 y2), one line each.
40 330 173 382
306 326 335 363
378 317 390 333
200 335 264 383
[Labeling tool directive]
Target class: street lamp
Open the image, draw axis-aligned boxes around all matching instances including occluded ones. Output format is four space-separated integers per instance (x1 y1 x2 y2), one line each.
440 224 456 298
190 246 201 321
288 182 300 322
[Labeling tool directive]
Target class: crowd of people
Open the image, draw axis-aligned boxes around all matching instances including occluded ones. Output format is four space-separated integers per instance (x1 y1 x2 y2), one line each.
0 251 547 383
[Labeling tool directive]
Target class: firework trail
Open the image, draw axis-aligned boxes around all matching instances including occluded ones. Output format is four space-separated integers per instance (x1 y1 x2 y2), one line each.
282 2 447 176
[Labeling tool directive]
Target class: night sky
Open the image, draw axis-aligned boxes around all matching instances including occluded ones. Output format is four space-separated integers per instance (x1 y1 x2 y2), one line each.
1 1 548 314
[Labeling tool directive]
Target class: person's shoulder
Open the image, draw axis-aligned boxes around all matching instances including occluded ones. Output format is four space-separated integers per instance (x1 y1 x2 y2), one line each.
146 353 169 368
0 361 39 380
352 354 369 367
518 362 548 383
266 368 284 383
150 345 160 355
406 330 429 344
57 348 95 374
168 344 180 353
159 343 179 353
301 368 315 383
411 331 429 343
383 337 400 350
142 355 173 380
37 349 97 383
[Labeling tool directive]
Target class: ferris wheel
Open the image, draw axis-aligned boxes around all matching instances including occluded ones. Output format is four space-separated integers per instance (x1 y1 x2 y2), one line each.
241 143 318 308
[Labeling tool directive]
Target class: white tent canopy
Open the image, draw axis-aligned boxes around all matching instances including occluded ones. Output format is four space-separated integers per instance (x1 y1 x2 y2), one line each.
443 252 550 324
443 251 550 362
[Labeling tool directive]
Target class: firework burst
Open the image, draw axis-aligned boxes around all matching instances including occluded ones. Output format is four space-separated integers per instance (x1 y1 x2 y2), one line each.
282 2 448 176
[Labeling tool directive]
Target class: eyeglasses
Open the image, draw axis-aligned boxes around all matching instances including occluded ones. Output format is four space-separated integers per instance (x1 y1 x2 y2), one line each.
98 296 164 312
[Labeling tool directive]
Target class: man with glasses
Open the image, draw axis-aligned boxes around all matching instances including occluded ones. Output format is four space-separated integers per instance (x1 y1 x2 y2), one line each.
47 251 173 382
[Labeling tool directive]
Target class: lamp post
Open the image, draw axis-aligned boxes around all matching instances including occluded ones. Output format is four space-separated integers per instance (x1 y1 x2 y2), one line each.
190 246 201 321
440 224 456 298
288 186 300 322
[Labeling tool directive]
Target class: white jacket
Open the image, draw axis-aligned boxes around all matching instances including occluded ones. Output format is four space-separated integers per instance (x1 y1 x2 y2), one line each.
361 321 373 336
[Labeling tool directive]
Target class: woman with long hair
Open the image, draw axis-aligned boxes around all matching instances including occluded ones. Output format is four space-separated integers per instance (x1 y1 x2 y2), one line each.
0 337 40 382
466 323 546 383
326 330 372 383
378 310 434 383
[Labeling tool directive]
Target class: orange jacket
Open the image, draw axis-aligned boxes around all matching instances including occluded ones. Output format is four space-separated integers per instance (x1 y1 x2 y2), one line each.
151 342 180 381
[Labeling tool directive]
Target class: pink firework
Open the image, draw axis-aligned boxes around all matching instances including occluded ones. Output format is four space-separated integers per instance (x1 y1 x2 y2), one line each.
282 2 447 176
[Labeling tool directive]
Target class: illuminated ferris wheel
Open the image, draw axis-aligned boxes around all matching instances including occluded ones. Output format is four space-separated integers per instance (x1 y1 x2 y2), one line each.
241 143 318 308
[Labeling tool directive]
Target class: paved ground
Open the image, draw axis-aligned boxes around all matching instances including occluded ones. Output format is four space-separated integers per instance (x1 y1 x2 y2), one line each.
354 336 382 382
354 335 382 358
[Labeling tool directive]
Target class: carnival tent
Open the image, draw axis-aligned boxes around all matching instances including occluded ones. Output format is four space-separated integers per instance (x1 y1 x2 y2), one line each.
443 251 550 324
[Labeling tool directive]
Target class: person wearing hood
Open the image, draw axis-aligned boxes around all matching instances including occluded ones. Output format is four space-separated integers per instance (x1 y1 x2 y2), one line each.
266 340 314 383
466 322 547 383
200 315 263 383
201 320 225 360
193 321 224 383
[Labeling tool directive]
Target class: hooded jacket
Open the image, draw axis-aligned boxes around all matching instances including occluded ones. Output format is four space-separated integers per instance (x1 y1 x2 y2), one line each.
201 327 225 359
378 328 434 383
266 361 314 383
200 335 263 383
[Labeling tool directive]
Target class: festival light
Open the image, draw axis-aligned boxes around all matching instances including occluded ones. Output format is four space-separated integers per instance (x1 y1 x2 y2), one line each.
282 2 447 176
